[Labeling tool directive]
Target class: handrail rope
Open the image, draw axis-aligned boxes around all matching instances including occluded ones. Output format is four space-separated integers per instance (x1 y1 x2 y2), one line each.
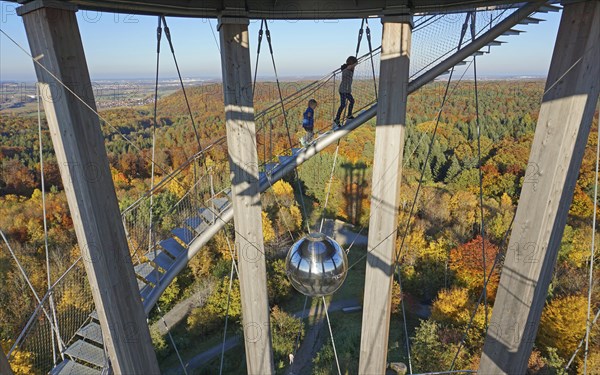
144 10 519 314
322 296 342 375
120 138 225 215
262 20 311 234
255 47 381 128
256 46 381 120
470 11 489 331
269 78 380 153
583 104 600 373
36 83 65 362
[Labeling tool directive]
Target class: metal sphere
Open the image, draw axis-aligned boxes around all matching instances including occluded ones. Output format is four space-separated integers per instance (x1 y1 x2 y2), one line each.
285 232 348 297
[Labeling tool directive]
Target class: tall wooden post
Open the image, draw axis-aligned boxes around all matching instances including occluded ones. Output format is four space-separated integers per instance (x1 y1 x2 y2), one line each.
359 15 412 374
17 2 160 373
218 17 275 375
479 2 600 373
1 348 14 375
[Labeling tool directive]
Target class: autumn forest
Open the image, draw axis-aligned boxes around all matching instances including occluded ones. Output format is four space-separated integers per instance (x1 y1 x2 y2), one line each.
1 79 599 374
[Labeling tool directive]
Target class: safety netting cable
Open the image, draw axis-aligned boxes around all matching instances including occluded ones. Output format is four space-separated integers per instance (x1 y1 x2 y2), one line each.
36 83 65 364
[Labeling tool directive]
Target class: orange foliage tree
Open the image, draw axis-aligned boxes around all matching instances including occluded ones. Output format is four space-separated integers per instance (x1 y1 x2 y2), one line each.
449 235 500 300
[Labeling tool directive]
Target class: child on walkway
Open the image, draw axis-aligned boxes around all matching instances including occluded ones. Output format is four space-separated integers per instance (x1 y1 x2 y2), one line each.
333 56 358 127
300 99 318 147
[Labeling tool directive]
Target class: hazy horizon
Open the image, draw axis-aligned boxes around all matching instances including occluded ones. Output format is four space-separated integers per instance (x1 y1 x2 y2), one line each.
0 1 563 81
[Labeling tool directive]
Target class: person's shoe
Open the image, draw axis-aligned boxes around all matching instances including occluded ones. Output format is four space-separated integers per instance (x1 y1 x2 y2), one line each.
333 119 341 129
347 115 355 120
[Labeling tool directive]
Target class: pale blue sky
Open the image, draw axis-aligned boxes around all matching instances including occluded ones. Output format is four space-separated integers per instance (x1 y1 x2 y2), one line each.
0 1 562 81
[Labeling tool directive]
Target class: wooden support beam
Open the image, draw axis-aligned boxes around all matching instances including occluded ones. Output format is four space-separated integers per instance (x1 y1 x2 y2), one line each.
17 2 160 373
218 18 275 375
0 348 14 375
479 2 600 373
359 16 412 374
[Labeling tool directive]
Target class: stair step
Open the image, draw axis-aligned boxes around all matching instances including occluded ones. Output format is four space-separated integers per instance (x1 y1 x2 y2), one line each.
278 155 294 164
144 249 174 270
502 29 524 36
137 278 147 291
135 263 162 284
76 322 103 345
210 197 230 212
64 340 105 368
292 148 301 155
199 207 216 223
172 227 195 245
89 311 98 322
50 359 101 375
486 40 505 46
259 172 266 181
519 16 543 25
159 238 185 258
473 50 486 56
185 216 210 234
140 284 153 300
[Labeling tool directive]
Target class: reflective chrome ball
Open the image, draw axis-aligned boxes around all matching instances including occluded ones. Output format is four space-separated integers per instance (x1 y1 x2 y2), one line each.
285 232 348 297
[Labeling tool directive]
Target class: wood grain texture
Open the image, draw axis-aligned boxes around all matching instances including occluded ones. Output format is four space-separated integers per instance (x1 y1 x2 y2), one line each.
479 2 600 373
219 20 275 375
359 20 412 375
19 3 160 374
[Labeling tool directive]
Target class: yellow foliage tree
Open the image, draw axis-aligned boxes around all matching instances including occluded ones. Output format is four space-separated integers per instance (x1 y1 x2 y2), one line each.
288 205 303 231
538 295 588 359
577 349 600 374
431 288 472 327
167 178 187 200
272 180 294 202
262 211 276 243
